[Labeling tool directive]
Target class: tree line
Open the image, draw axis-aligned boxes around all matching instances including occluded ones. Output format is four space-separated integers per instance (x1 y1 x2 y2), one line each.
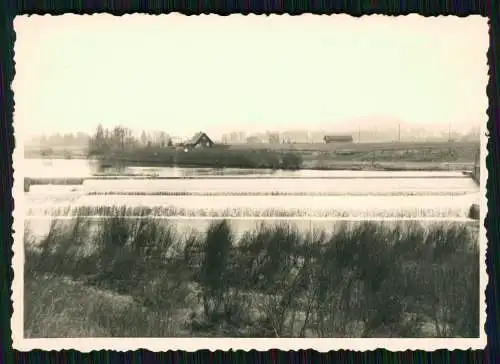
88 124 173 155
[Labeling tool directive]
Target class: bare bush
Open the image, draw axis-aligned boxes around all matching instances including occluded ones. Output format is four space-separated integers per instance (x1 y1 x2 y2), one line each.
24 218 479 338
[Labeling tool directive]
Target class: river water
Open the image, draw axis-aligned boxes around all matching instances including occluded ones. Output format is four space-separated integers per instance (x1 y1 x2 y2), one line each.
23 158 475 179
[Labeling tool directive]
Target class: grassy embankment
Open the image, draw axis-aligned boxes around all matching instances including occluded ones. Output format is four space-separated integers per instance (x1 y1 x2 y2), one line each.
25 141 479 171
92 147 303 170
25 217 480 338
236 141 478 170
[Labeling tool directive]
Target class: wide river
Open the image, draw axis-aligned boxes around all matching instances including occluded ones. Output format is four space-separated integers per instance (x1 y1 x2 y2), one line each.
22 159 481 239
21 158 478 179
22 158 479 211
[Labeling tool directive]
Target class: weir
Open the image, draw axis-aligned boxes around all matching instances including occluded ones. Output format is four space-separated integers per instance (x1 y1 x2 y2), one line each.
471 152 480 185
23 170 479 194
24 177 85 192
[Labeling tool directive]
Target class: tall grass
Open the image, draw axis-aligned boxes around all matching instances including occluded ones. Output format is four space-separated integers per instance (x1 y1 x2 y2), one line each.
24 217 480 338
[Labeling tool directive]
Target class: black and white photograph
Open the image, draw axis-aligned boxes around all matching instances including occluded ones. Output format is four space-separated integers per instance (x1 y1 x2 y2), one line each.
12 14 487 351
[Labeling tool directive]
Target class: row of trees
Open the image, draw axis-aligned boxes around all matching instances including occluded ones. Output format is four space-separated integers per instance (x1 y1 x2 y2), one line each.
27 132 90 148
88 124 173 155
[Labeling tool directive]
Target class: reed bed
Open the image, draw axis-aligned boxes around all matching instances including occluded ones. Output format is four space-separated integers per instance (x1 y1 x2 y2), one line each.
25 204 472 219
25 216 479 338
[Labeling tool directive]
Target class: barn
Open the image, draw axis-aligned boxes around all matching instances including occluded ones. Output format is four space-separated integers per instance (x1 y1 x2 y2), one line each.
323 135 353 143
185 132 214 149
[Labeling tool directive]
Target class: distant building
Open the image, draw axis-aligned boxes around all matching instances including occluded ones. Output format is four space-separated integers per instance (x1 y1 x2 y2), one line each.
246 136 262 144
185 132 214 149
323 135 354 143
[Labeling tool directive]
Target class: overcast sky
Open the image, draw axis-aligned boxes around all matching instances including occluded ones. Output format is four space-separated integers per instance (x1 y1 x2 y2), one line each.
13 14 488 139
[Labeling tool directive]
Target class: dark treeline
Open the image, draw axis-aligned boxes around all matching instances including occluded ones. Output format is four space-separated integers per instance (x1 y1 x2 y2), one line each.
27 127 173 151
25 218 479 338
88 124 303 170
88 124 173 154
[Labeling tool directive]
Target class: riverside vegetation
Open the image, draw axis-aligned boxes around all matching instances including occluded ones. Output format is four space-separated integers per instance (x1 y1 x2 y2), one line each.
25 217 479 338
29 124 473 171
86 125 303 170
93 147 304 170
26 124 480 168
85 142 478 171
26 204 473 219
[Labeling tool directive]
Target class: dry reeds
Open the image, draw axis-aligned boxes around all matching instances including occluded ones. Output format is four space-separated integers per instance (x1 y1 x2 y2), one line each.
24 217 479 338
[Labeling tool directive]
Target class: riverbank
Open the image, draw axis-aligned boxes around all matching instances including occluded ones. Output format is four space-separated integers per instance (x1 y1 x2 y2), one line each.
24 141 479 172
25 218 479 338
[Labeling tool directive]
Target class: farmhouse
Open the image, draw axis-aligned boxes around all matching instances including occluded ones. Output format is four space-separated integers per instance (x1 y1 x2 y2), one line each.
185 132 214 149
323 134 353 143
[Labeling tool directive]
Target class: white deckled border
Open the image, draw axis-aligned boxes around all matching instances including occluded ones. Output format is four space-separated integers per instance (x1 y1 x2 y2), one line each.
11 338 487 352
11 13 488 352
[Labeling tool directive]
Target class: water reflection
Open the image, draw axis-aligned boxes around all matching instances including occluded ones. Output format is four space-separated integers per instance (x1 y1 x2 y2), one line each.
24 158 471 179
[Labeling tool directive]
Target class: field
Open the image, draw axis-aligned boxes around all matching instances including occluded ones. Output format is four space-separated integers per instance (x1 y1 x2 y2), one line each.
229 141 478 168
25 217 480 338
228 141 478 153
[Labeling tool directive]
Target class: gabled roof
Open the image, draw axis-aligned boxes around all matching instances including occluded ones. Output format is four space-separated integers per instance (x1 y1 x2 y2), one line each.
186 132 213 145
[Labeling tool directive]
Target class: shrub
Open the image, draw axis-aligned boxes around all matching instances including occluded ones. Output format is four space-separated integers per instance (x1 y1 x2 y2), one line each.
91 146 303 170
468 204 480 220
280 152 303 170
197 220 234 322
24 218 479 338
